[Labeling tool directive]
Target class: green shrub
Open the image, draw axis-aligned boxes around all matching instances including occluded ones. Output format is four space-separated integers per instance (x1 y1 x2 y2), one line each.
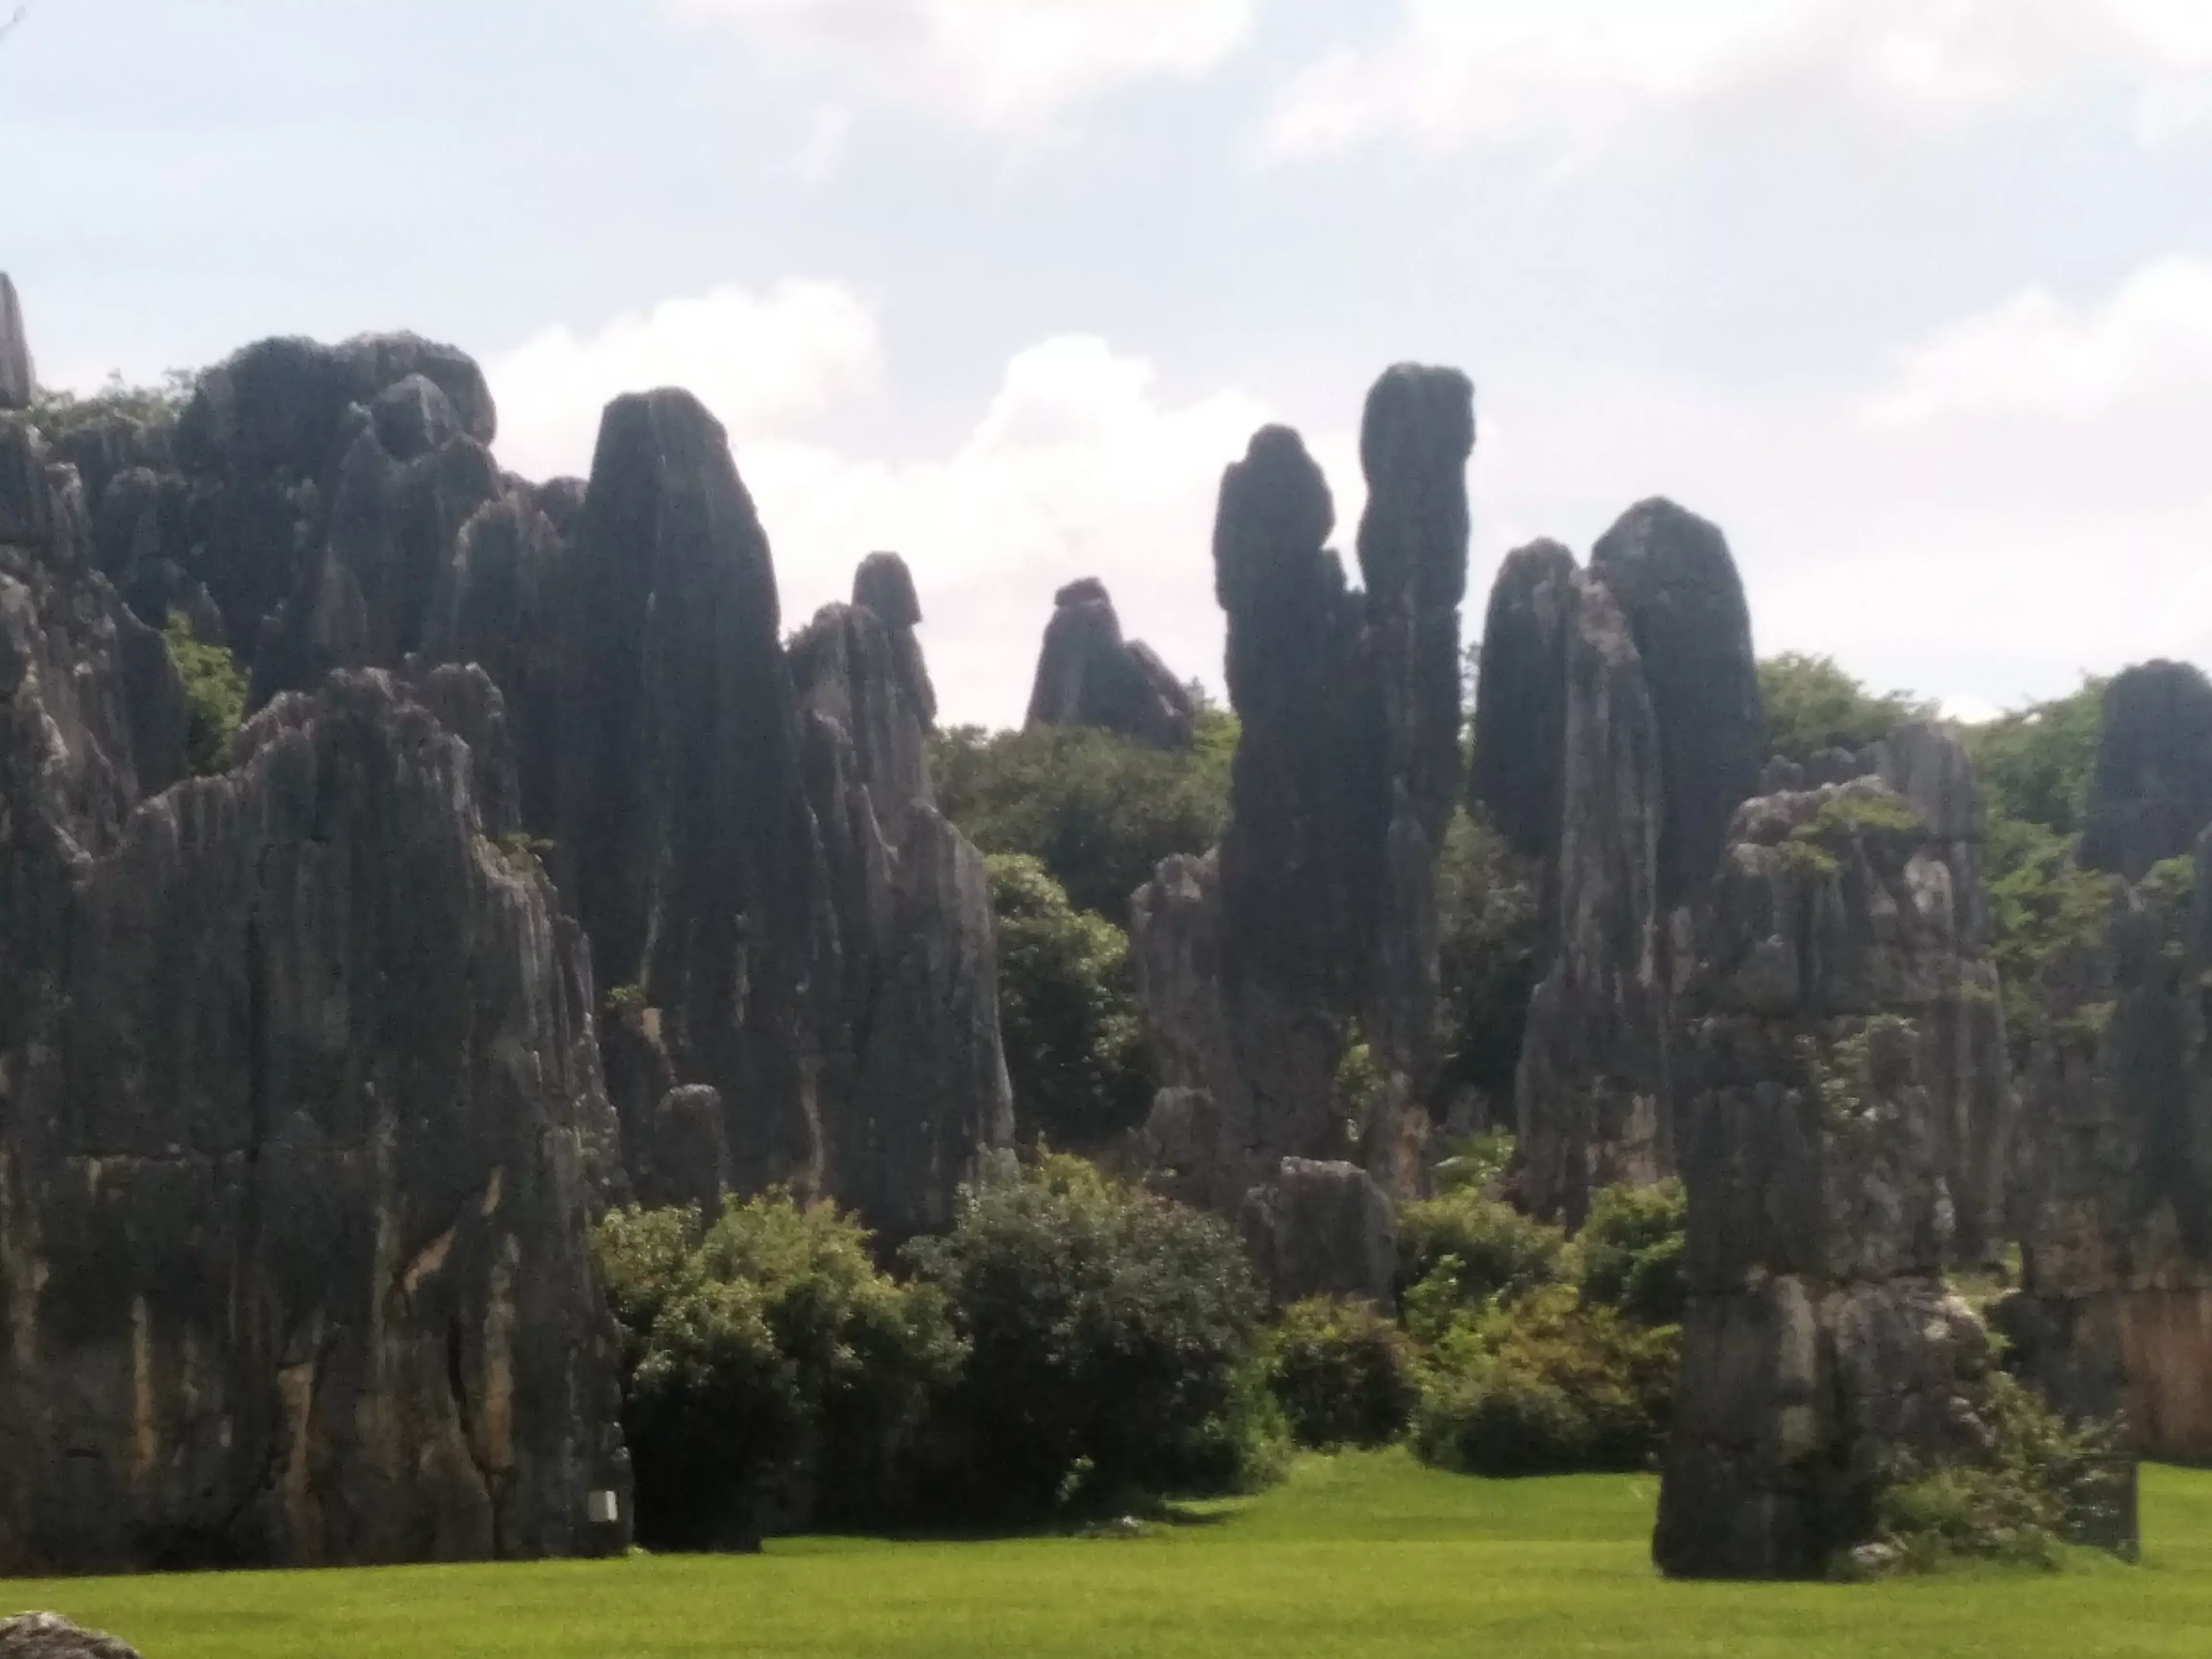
594 1193 962 1549
1431 1130 1515 1196
1411 1285 1678 1478
907 1153 1275 1519
1759 653 1935 765
1858 1373 2130 1576
1432 812 1545 1110
931 710 1235 924
164 613 246 776
1266 1297 1420 1450
986 854 1154 1148
1396 1189 1570 1320
1576 1181 1687 1326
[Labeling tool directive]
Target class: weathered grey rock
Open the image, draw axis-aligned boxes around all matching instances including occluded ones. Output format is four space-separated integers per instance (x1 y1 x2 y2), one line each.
1238 1159 1397 1307
1588 498 1762 907
1024 577 1196 749
2009 832 2212 1478
0 514 630 1571
2080 659 2212 881
1514 573 1669 1224
1655 779 2007 1578
792 573 1013 1238
0 1614 141 1659
0 275 29 412
1130 367 1473 1221
1468 539 1577 859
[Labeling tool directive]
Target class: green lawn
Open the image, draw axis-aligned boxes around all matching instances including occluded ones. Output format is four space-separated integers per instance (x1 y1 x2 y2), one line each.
10 1453 2212 1658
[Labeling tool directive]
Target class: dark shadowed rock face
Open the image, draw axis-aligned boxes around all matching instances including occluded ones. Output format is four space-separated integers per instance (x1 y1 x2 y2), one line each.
0 1614 142 1659
553 389 834 1202
1023 577 1196 749
2009 833 2212 1472
1238 1159 1396 1307
0 275 30 411
1655 780 2006 1578
1588 498 1762 908
0 494 630 1570
1130 369 1473 1231
1514 573 1668 1226
2079 660 2212 881
792 566 1014 1238
1468 539 1577 859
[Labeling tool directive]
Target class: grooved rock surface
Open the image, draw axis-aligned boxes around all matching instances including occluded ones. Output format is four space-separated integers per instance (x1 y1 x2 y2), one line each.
0 275 30 411
1131 368 1472 1216
0 1614 142 1659
1513 573 1670 1225
1024 577 1195 749
2079 659 2212 882
1239 1158 1397 1307
1587 499 1763 909
1655 780 2003 1578
1468 539 1576 860
0 512 630 1569
2010 831 2212 1472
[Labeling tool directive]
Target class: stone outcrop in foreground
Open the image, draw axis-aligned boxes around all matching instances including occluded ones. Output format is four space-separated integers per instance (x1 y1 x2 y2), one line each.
0 1614 142 1659
1024 577 1196 749
1654 778 2009 1578
1468 501 1763 1223
0 459 629 1569
1130 366 1472 1233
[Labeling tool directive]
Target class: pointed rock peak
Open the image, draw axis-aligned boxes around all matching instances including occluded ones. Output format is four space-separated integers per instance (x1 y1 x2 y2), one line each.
1469 538 1581 857
854 550 922 630
0 273 31 411
1214 424 1336 612
2080 658 2212 879
1356 363 1475 606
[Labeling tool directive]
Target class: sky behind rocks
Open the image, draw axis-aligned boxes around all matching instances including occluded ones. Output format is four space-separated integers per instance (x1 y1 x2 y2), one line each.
6 0 2210 727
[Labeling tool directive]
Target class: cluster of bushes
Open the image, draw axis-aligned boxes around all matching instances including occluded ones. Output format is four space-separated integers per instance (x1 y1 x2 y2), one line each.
596 1154 1283 1547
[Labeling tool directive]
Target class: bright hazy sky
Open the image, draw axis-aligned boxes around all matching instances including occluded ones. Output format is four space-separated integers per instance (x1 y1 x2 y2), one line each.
5 0 2210 727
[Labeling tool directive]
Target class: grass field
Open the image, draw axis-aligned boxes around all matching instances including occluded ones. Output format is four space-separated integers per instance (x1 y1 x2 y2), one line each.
8 1453 2211 1658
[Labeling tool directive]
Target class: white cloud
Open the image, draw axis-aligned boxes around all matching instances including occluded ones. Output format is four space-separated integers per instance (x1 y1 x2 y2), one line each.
673 0 1253 132
1863 255 2212 426
1269 0 2212 159
487 281 883 481
741 334 1326 726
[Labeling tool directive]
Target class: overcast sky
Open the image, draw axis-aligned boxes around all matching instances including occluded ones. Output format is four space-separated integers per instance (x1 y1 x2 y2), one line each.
5 0 2210 727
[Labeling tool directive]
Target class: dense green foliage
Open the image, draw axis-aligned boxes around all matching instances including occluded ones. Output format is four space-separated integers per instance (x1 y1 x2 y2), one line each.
1864 1374 2131 1575
907 1154 1283 1519
25 369 196 445
1265 1297 1420 1451
594 1195 961 1548
1396 1188 1571 1311
164 613 247 776
932 712 1236 924
1575 1180 1687 1326
26 1455 2212 1659
1759 652 1936 765
985 854 1153 1148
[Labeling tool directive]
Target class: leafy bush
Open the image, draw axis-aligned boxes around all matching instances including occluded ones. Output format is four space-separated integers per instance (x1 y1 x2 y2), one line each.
931 710 1235 923
1857 1374 2130 1575
26 368 196 444
1266 1297 1420 1451
594 1194 962 1548
1410 1285 1677 1477
1431 1130 1515 1196
164 613 246 776
1396 1189 1570 1320
986 854 1154 1148
907 1153 1279 1519
1758 652 1934 765
1576 1180 1687 1326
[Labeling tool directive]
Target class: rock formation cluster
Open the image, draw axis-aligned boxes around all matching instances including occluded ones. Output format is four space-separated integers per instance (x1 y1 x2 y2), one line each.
2007 660 2212 1469
1469 500 1763 1223
1024 577 1197 748
1654 776 2005 1576
1128 365 1473 1296
0 281 1010 1571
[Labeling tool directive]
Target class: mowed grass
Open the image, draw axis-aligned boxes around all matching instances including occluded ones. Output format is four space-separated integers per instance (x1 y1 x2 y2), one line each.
10 1453 2212 1659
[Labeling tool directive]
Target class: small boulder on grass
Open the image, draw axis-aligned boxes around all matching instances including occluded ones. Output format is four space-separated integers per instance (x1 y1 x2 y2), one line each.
0 1614 144 1659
